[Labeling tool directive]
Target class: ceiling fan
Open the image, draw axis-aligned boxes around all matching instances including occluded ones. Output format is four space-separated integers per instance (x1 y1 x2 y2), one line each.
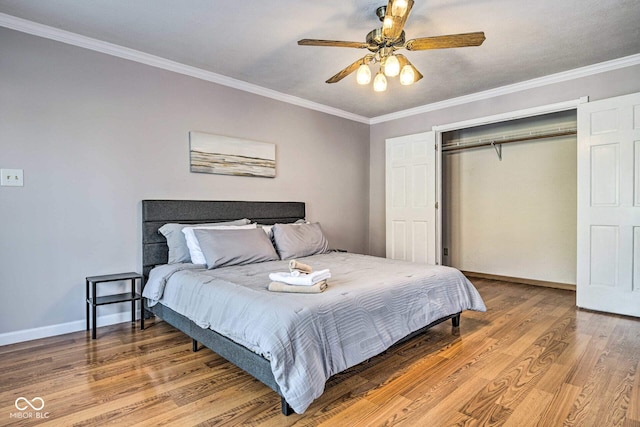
298 0 485 91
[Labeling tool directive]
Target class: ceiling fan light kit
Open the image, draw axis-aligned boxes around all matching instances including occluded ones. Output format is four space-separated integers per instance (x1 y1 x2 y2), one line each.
400 64 415 85
383 54 400 77
356 63 372 84
298 0 486 92
373 71 388 92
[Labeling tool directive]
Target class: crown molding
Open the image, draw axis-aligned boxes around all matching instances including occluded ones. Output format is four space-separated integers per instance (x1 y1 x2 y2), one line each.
432 97 586 133
2 13 639 126
369 53 640 124
0 13 370 124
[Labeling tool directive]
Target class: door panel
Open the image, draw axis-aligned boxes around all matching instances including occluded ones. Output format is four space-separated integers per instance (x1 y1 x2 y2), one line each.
589 225 618 287
385 132 437 264
590 143 619 206
577 91 640 317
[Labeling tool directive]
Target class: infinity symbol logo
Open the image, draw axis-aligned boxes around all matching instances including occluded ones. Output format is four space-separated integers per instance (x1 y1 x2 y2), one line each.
15 397 45 411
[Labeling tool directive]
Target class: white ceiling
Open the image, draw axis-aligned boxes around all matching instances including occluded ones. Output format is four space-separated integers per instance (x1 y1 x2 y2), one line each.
1 0 639 119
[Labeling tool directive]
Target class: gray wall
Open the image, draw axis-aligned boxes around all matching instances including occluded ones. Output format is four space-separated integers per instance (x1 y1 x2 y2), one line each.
369 64 640 257
0 28 370 336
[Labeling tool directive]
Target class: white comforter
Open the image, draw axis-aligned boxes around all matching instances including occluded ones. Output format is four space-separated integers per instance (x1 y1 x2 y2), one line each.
143 252 486 414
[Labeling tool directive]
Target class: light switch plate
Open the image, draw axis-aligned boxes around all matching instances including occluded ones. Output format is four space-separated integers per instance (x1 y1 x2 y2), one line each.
1 169 24 186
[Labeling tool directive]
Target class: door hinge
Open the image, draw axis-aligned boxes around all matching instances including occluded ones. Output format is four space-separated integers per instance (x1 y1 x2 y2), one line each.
435 202 439 209
435 144 438 150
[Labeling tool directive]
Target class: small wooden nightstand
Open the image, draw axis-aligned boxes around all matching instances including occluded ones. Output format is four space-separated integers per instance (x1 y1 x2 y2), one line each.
86 272 143 339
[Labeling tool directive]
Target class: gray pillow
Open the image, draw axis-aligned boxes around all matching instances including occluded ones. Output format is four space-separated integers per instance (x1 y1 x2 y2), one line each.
272 222 329 260
158 218 250 263
194 228 279 269
255 219 306 243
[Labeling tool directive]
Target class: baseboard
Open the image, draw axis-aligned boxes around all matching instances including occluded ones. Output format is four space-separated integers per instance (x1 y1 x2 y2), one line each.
0 310 141 346
462 271 576 291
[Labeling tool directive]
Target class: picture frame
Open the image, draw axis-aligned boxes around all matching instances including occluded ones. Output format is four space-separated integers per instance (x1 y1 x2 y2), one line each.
189 131 276 178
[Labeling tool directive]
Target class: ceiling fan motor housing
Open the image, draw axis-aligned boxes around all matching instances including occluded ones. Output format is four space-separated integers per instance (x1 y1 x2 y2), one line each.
366 28 405 47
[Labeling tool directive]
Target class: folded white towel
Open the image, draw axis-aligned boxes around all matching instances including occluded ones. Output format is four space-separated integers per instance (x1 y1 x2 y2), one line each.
269 269 331 286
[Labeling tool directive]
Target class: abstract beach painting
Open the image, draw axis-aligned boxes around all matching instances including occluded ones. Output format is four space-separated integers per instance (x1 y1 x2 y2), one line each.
189 131 276 178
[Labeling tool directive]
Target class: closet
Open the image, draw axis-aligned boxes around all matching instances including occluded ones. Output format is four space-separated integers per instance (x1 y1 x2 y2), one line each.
386 92 640 316
441 110 577 288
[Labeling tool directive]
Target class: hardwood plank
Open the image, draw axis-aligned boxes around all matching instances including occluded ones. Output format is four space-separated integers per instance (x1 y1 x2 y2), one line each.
459 339 567 423
538 382 582 427
500 313 562 357
629 358 640 421
364 354 451 406
502 388 552 427
357 395 414 426
316 399 378 427
287 375 371 427
564 317 636 427
395 373 489 427
593 366 634 426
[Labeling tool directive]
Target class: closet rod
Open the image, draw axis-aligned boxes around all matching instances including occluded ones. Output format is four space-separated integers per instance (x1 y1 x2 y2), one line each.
442 129 577 153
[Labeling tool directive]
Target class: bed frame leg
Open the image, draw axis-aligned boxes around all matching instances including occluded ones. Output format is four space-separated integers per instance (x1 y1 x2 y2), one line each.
192 339 199 352
452 313 461 327
281 397 293 416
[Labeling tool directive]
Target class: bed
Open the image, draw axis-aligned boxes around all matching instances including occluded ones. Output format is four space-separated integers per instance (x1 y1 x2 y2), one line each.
141 200 486 415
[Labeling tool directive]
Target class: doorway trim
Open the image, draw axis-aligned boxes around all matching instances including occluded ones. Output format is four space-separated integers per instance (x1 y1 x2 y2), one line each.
432 98 588 134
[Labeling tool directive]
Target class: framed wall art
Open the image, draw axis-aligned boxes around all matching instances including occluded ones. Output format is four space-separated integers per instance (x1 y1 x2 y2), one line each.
189 131 276 178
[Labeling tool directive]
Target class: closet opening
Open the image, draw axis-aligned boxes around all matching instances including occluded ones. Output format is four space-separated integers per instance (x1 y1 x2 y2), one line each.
440 110 577 290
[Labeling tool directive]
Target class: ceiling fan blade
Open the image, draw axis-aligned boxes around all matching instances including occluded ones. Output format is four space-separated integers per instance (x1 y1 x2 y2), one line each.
382 0 414 41
406 32 486 50
396 54 423 82
298 39 370 49
326 56 369 84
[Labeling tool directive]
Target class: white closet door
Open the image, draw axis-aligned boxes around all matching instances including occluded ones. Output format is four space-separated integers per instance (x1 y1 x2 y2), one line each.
385 131 437 264
577 91 640 317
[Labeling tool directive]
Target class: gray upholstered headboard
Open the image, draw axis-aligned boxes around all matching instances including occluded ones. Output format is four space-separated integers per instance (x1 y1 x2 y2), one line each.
141 200 306 279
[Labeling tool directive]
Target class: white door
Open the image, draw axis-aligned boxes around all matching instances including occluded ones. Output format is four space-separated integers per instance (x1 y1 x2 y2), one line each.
577 91 640 317
385 131 438 264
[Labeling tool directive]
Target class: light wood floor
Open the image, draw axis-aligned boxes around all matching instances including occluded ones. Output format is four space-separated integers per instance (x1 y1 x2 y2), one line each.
1 279 639 426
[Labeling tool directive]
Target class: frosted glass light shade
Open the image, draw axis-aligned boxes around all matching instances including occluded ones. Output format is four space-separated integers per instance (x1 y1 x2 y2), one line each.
391 0 408 16
400 64 415 85
383 16 393 29
384 55 400 77
356 64 371 84
373 72 387 92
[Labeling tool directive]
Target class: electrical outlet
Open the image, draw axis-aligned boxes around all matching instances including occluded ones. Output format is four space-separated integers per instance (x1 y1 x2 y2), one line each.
1 169 24 187
443 247 449 256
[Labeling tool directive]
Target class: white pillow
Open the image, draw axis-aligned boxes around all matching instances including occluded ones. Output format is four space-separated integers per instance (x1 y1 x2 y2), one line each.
257 224 274 236
182 224 257 265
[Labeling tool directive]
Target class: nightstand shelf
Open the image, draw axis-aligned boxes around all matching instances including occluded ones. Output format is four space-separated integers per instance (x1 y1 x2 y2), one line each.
86 272 143 339
88 292 142 306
